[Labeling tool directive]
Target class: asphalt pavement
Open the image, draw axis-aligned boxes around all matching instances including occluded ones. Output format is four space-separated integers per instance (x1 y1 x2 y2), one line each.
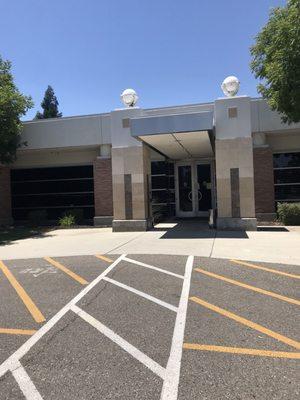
0 254 299 399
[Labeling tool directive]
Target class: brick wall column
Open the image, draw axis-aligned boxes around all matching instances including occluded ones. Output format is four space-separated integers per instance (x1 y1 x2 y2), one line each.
253 147 275 219
93 158 113 226
0 167 12 225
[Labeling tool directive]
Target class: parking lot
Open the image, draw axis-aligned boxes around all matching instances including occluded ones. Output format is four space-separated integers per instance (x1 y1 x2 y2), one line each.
0 253 299 399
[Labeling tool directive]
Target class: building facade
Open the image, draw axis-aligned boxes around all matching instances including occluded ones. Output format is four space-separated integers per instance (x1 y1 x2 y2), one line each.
0 94 299 231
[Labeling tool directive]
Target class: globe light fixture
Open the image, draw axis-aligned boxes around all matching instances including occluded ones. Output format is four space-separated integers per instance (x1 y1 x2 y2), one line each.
221 76 240 97
120 88 138 107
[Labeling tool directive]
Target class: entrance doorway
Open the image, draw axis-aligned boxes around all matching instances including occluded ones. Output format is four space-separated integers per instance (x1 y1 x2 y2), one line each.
175 161 213 217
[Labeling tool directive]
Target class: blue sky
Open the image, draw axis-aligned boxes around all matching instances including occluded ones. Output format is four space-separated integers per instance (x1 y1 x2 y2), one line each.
1 0 286 120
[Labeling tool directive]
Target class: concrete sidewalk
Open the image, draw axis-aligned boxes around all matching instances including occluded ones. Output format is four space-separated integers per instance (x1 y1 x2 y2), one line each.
0 221 299 265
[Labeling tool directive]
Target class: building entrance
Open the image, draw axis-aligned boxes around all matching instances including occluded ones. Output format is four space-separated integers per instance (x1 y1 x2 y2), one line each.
175 161 213 217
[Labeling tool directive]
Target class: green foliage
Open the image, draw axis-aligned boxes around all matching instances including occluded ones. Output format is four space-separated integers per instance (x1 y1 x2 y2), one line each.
28 210 48 225
0 56 33 164
250 0 300 124
58 214 76 228
35 85 62 119
277 202 300 225
66 209 84 224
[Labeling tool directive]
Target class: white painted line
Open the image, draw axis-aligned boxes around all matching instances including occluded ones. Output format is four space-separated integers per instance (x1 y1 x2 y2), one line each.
160 255 194 400
0 254 126 378
103 277 178 312
71 304 166 380
12 361 43 400
123 256 184 280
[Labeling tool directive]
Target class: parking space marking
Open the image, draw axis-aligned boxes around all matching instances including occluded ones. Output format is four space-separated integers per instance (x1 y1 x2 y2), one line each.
0 328 36 336
123 256 184 279
103 277 178 312
195 267 300 306
0 255 125 379
44 257 88 285
95 254 113 263
12 360 43 400
230 259 300 279
71 305 166 380
190 296 300 350
161 255 194 400
0 260 46 324
183 343 300 359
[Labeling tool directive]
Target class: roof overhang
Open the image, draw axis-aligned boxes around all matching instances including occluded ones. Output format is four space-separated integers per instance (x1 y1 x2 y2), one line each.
130 111 214 159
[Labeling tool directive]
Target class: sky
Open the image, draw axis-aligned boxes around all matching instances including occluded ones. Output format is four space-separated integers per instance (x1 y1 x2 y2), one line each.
0 0 286 120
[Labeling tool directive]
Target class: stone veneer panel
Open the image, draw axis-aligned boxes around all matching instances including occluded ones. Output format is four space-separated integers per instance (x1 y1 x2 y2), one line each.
93 158 113 217
0 167 12 225
111 145 151 222
215 137 256 218
253 147 275 215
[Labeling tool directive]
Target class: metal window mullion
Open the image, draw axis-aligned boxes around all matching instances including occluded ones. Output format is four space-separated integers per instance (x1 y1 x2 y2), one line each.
13 205 95 210
274 183 300 186
12 191 94 197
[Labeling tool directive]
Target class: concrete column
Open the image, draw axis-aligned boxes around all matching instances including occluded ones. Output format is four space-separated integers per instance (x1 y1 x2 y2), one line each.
110 107 152 232
0 167 13 226
215 96 257 230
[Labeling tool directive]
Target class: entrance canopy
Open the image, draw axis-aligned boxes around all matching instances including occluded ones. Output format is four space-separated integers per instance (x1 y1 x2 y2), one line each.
130 111 214 159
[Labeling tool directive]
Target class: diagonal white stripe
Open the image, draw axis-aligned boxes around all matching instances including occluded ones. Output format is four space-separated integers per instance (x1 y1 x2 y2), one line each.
103 277 178 312
123 256 184 280
71 304 166 380
0 254 126 378
160 255 194 400
12 361 43 400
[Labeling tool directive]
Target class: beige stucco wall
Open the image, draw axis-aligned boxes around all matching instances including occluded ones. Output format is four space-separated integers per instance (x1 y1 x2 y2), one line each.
12 148 100 168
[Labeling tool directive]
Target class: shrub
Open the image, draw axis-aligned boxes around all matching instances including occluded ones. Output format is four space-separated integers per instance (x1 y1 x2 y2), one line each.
277 203 300 225
28 210 48 226
66 208 84 224
58 214 76 228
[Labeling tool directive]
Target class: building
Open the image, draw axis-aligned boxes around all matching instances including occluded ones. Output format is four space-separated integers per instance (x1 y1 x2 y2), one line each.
0 87 299 231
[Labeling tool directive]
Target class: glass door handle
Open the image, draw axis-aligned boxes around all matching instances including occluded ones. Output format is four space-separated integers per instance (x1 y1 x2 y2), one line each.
188 191 193 202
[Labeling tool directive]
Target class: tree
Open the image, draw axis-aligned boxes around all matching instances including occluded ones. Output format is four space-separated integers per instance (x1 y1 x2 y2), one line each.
250 0 300 124
35 85 62 119
0 56 33 165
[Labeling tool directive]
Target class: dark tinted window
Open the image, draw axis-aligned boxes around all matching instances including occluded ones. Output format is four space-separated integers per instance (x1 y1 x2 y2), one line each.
11 165 93 181
274 169 300 184
11 165 95 221
275 185 300 201
273 153 300 168
151 160 175 220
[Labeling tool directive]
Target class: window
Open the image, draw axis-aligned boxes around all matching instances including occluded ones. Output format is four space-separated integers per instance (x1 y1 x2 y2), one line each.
151 161 175 218
11 165 95 221
273 152 300 203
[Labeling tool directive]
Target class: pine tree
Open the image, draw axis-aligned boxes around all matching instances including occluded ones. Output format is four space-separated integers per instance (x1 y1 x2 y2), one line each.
35 85 62 119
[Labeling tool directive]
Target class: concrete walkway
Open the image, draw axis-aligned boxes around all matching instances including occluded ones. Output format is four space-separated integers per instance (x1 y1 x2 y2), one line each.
0 221 299 265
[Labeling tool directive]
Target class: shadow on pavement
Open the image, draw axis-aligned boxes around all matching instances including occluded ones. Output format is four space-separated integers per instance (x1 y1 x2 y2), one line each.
152 219 249 239
0 227 54 246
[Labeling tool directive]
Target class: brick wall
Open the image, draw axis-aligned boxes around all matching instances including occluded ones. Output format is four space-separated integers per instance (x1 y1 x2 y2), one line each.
93 158 113 216
0 167 12 225
253 147 275 216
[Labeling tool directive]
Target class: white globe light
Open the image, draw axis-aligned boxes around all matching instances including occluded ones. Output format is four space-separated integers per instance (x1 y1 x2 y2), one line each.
120 88 138 107
221 76 240 97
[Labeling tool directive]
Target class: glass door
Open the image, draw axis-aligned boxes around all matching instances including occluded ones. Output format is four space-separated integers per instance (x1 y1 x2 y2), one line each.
175 163 195 217
175 161 213 218
196 163 212 216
